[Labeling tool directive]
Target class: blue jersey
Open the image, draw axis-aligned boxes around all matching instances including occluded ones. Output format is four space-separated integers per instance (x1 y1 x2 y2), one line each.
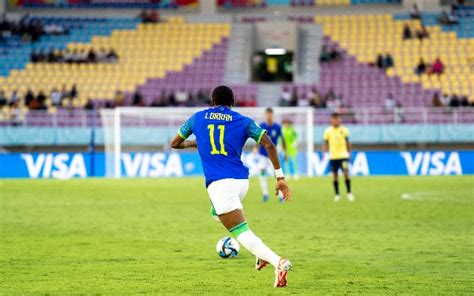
178 106 266 187
258 122 282 157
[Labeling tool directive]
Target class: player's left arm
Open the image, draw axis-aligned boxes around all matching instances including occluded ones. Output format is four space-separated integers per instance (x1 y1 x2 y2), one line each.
171 115 197 150
171 136 197 149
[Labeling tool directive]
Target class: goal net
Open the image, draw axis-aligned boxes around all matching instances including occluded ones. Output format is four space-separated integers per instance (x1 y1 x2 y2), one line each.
101 107 314 179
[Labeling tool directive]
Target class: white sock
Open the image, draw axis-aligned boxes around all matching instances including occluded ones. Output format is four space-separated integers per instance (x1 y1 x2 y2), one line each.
258 174 269 196
236 230 280 268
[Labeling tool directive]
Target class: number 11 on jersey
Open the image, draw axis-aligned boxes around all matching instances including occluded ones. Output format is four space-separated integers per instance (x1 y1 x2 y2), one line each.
208 124 227 156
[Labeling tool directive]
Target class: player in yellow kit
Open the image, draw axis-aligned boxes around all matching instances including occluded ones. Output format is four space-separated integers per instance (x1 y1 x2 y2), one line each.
322 113 354 202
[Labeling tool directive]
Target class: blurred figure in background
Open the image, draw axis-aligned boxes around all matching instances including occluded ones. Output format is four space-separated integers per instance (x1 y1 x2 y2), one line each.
87 48 97 63
175 89 190 106
403 23 412 40
384 93 396 112
149 9 160 23
50 88 62 107
394 101 405 123
430 57 445 76
432 92 443 107
132 91 145 107
449 94 460 107
416 24 430 41
24 89 34 107
70 84 78 100
36 90 47 110
8 90 19 106
441 93 451 106
282 119 299 180
384 52 394 69
113 90 125 107
0 90 7 107
279 86 292 106
319 45 330 62
9 102 22 126
106 49 118 63
322 113 354 202
410 3 421 19
289 88 298 107
84 98 94 110
415 58 426 75
257 108 286 203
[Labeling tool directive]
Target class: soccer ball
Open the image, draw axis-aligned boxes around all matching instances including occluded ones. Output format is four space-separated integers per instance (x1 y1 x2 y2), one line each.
216 236 240 258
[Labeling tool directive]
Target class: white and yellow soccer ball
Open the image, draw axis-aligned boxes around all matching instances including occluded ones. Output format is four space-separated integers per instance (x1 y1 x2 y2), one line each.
216 236 240 258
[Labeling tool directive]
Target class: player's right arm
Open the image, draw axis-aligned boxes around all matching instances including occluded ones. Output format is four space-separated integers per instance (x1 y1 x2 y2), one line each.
260 135 291 201
171 114 197 150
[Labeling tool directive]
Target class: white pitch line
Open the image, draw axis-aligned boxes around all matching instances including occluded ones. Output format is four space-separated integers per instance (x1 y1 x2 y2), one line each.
401 192 470 203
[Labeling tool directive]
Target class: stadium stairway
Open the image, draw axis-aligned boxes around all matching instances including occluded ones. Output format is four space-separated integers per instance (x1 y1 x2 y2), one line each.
224 23 254 84
315 14 474 101
258 83 284 107
0 17 140 77
126 37 228 105
0 18 231 109
297 23 324 83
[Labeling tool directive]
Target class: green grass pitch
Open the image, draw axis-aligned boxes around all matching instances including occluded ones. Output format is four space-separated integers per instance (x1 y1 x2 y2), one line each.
1 176 473 294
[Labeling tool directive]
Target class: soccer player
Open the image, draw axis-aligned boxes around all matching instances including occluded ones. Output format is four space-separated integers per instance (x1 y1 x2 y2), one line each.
171 86 292 287
322 113 354 202
257 108 286 202
282 119 299 180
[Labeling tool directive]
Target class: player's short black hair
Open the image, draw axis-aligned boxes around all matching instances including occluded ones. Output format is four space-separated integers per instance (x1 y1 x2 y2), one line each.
265 108 273 114
331 112 340 118
212 85 234 107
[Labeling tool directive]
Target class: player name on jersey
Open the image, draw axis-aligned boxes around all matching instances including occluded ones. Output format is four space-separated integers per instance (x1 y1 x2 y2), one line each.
204 112 233 121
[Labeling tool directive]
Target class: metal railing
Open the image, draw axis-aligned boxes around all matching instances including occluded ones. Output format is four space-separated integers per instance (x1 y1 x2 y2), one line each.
0 107 473 127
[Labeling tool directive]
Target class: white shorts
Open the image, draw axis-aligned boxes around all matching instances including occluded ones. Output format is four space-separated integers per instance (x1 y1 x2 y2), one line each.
257 155 273 175
207 178 249 215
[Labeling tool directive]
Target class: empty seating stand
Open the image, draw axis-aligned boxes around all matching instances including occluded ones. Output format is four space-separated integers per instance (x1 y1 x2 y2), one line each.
0 17 140 77
315 14 473 102
0 17 231 111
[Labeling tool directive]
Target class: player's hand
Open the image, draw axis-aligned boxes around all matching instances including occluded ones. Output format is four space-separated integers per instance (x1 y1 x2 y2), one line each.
276 178 292 202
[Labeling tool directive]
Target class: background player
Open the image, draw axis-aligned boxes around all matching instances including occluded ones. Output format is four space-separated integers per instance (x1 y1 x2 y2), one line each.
322 113 354 202
258 108 287 202
170 86 292 287
282 119 299 180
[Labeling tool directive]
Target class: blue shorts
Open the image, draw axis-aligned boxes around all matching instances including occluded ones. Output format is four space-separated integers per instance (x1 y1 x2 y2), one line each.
330 158 349 173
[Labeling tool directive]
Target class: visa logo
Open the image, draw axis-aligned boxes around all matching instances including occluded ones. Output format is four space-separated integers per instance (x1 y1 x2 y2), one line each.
400 152 462 175
21 153 87 179
121 153 183 177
